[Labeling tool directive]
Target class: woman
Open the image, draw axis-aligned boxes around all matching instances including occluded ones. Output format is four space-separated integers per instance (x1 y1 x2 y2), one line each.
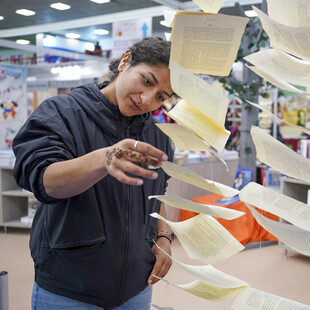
13 37 174 309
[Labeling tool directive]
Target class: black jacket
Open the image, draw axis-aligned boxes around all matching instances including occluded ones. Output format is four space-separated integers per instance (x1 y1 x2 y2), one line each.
12 83 173 308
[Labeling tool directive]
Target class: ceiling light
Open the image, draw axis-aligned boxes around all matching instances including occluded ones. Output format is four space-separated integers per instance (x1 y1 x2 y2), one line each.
65 33 80 39
89 0 110 4
94 29 109 35
245 10 258 17
85 42 95 51
50 3 71 10
51 65 81 75
0 16 4 20
16 9 36 16
43 35 55 47
16 39 30 45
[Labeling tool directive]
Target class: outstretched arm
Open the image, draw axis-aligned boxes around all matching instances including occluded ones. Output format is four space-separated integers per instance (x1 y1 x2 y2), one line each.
43 139 168 199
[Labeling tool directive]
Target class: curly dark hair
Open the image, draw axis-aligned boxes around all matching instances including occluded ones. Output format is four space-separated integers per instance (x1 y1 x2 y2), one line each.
108 36 171 81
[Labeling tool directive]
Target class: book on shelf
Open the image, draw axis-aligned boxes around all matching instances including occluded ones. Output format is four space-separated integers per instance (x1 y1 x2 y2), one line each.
214 168 253 206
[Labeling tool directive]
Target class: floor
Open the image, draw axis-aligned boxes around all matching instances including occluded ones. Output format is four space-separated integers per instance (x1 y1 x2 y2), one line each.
1 231 310 310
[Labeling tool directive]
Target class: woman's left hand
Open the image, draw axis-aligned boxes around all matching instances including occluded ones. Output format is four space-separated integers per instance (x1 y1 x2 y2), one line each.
148 237 172 286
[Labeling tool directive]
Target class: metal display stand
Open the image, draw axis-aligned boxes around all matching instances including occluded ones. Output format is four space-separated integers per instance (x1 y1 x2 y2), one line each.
0 271 8 310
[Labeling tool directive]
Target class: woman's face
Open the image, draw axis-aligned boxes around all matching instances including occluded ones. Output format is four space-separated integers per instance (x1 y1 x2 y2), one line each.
113 56 173 117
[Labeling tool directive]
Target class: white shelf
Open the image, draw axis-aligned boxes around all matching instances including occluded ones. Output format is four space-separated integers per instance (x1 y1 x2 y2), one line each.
0 167 33 232
2 220 32 229
279 177 310 257
2 190 34 197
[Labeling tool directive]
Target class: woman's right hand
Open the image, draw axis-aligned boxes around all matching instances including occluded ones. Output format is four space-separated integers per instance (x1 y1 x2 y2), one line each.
43 139 167 199
104 139 168 186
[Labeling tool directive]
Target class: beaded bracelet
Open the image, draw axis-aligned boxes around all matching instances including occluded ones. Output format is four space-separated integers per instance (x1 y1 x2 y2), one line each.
157 231 172 244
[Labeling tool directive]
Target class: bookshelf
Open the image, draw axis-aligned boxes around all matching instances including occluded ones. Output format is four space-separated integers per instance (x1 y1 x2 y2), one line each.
0 166 33 232
280 177 310 257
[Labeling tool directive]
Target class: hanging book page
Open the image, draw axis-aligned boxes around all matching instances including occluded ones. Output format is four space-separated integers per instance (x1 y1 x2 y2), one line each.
166 100 229 152
170 61 229 128
150 212 244 264
244 48 310 88
154 243 249 289
170 12 248 76
246 65 309 96
158 277 247 302
161 161 239 197
250 126 310 184
191 0 226 14
253 6 310 61
245 203 310 256
247 100 310 135
149 195 244 220
239 182 310 232
156 124 228 169
232 287 310 309
267 0 310 27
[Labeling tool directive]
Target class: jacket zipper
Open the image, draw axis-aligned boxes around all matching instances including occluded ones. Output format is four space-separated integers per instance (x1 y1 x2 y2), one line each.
116 124 132 306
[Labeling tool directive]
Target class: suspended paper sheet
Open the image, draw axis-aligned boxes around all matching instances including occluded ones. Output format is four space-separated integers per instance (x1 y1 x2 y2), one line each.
246 65 309 96
244 48 310 89
192 0 226 14
245 203 310 256
173 260 248 290
156 124 228 169
150 212 244 264
0 65 27 150
170 12 248 76
232 287 310 310
161 161 239 197
177 279 247 302
170 61 229 128
267 0 310 27
250 126 310 184
156 123 214 152
154 243 249 288
253 6 310 61
158 277 247 302
246 100 310 135
166 99 230 152
149 195 244 220
239 182 310 232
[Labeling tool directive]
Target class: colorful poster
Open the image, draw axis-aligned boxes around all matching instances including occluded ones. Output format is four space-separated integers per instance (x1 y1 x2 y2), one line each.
0 65 27 149
112 18 152 58
280 92 307 127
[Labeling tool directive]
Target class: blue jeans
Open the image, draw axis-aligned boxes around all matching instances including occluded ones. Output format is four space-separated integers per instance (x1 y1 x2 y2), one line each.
31 282 152 310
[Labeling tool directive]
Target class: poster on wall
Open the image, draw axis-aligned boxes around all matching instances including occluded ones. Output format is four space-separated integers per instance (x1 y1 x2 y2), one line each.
0 65 27 150
112 17 152 58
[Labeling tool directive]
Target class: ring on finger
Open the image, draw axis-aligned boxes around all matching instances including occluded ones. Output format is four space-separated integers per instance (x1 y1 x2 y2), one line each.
133 140 139 151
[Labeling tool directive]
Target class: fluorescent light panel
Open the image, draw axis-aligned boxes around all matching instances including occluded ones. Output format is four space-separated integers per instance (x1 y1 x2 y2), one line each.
85 42 95 51
16 39 30 45
89 0 110 4
94 29 109 35
50 3 71 10
245 10 258 17
0 16 4 20
65 33 80 39
16 9 36 16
